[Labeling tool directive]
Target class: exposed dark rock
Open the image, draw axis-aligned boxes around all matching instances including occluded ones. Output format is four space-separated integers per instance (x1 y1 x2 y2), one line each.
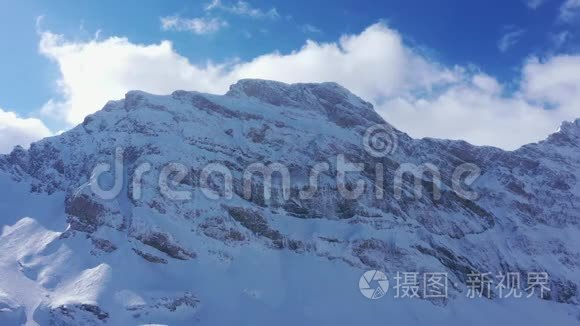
65 194 106 233
247 124 270 143
132 248 168 264
415 244 477 283
161 292 199 312
137 232 196 260
551 279 578 304
352 238 405 270
79 304 109 320
91 238 117 253
173 91 262 120
51 304 109 325
223 205 282 241
127 292 199 317
199 217 246 244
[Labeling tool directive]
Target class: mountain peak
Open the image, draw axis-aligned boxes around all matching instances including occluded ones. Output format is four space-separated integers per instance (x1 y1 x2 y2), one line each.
557 118 580 135
541 118 580 148
225 79 361 108
226 78 344 98
226 79 385 128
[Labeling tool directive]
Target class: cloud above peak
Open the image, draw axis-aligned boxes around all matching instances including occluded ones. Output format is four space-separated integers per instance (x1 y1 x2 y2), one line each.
524 0 546 9
498 27 525 52
37 23 454 124
160 16 228 35
559 0 580 22
205 0 279 19
38 22 580 150
0 107 52 154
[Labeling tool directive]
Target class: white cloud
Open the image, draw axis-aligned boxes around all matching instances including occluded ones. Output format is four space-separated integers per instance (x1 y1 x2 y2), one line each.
301 24 322 34
524 0 546 9
380 55 580 149
521 55 580 108
498 28 525 52
205 0 221 11
205 0 279 19
160 16 227 35
38 22 580 150
0 107 52 154
378 75 559 149
39 31 230 124
228 24 459 101
559 0 580 22
38 24 454 124
550 31 571 49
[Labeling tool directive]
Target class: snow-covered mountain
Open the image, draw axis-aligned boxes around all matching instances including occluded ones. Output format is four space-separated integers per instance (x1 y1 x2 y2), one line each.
1 79 579 325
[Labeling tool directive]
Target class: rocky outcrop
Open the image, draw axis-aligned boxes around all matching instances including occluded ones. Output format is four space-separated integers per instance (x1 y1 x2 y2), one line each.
65 194 107 233
48 304 109 325
132 248 168 264
137 232 196 260
223 205 282 242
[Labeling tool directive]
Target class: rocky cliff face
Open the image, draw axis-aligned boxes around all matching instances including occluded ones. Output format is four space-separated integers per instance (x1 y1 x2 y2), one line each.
0 80 579 325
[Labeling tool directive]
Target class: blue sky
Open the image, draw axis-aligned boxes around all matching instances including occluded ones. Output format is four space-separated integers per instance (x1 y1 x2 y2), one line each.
1 0 580 152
